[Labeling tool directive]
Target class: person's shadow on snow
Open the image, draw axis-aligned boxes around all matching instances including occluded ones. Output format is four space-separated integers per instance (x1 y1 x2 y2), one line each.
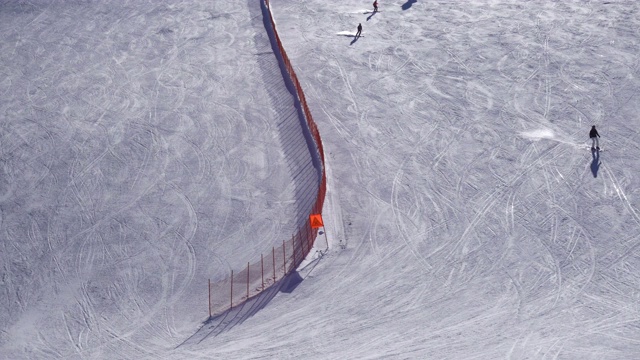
591 148 601 178
402 0 417 10
367 11 378 21
337 33 361 45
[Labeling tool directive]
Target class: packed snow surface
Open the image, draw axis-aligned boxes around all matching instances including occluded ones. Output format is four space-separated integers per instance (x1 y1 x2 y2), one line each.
2 0 640 359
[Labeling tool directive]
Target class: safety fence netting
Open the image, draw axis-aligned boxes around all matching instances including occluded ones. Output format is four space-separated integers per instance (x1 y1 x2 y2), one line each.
207 0 327 318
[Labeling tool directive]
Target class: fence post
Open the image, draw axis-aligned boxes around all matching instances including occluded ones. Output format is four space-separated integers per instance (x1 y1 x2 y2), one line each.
283 239 286 275
308 223 312 252
307 221 312 253
208 278 211 318
325 225 329 250
246 262 250 300
272 246 276 283
308 222 312 250
230 270 234 309
292 234 296 267
261 254 265 291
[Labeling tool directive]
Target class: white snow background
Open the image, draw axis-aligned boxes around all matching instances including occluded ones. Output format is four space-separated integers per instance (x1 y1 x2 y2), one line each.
2 0 640 359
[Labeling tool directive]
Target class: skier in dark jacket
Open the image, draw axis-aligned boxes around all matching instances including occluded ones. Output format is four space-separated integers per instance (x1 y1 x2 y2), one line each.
373 0 379 12
590 125 600 149
356 23 362 38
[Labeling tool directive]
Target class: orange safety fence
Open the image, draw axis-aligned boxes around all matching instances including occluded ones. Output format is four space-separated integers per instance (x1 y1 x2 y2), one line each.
207 0 327 318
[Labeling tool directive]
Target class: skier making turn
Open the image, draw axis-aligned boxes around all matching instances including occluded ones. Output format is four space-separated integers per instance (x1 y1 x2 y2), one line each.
590 125 600 150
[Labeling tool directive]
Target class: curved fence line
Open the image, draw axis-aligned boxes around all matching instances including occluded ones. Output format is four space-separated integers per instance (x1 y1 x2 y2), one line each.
207 0 327 318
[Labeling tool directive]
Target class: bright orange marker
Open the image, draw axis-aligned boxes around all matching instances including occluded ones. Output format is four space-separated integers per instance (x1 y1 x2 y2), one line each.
310 214 324 228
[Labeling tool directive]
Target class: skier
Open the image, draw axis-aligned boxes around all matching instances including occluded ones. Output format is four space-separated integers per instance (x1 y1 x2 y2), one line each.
373 0 378 12
356 23 362 38
589 125 600 150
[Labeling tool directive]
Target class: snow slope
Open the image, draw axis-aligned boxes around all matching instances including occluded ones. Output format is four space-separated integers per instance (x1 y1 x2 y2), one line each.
3 0 640 359
1 0 305 358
